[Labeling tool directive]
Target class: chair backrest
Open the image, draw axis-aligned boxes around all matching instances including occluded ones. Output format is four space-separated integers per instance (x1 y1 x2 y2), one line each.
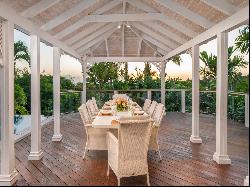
78 104 92 125
143 99 151 112
92 97 99 111
86 100 97 115
152 103 165 125
148 101 157 116
118 116 153 165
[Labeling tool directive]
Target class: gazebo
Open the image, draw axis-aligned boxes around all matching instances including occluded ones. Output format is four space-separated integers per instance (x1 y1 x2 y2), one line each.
0 0 249 186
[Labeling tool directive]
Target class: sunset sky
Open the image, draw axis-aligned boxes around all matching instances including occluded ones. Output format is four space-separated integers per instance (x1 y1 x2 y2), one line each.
15 26 249 83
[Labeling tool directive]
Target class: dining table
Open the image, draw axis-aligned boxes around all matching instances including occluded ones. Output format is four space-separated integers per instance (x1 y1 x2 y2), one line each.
91 100 148 129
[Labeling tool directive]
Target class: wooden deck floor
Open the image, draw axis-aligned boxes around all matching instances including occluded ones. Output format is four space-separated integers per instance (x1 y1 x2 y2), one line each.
14 112 248 186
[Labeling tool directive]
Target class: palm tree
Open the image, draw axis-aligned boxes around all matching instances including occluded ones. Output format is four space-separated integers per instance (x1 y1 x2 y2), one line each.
14 41 30 67
14 41 30 116
199 46 248 90
234 25 249 55
170 55 182 65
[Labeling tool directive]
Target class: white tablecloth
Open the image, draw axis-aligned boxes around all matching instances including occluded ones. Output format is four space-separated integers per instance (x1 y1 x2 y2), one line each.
92 111 132 129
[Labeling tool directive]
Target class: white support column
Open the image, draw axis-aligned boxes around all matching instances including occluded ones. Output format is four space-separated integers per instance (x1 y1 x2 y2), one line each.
0 20 18 186
105 39 109 57
147 90 152 100
181 90 186 113
122 23 125 57
52 47 62 142
245 136 249 186
81 58 87 104
213 32 231 165
190 45 202 144
28 35 43 160
245 176 249 186
245 93 249 186
160 62 166 107
245 93 249 128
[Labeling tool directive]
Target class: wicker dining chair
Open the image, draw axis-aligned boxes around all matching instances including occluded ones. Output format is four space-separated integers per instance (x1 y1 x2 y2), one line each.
149 103 165 161
92 97 99 112
86 99 99 117
143 99 151 113
147 101 157 117
78 104 108 160
107 116 153 186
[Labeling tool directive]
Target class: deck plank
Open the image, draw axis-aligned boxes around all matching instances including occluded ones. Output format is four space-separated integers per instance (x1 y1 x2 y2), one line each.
13 112 248 186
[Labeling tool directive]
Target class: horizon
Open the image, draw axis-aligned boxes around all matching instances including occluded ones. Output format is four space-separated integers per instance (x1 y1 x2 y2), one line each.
15 25 249 83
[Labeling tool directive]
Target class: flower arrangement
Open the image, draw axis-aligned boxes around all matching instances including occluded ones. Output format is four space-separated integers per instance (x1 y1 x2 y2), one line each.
115 97 128 112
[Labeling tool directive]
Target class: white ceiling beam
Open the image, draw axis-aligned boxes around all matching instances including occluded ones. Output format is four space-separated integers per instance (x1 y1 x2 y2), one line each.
158 16 198 38
129 26 164 56
0 2 80 59
77 27 118 55
142 34 172 52
81 13 161 22
21 0 60 18
91 41 104 52
41 0 98 31
64 23 107 46
122 0 126 57
123 0 126 14
132 22 179 49
126 0 198 38
72 23 117 50
105 39 109 57
126 0 158 13
86 57 164 63
122 23 125 56
84 42 102 56
156 48 167 56
157 16 197 38
155 0 214 28
93 0 122 14
142 21 187 44
201 0 239 15
163 6 249 60
55 0 122 39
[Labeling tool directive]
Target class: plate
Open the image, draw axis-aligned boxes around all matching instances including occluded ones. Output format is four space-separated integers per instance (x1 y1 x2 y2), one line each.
105 102 112 106
102 106 112 110
100 109 112 115
134 111 144 115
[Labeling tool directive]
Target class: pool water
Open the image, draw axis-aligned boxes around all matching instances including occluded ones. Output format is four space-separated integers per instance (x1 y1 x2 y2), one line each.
14 115 49 138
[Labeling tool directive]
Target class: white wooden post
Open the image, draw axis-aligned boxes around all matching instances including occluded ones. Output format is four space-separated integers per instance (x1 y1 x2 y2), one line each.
190 45 202 144
181 90 186 113
0 52 2 67
147 90 152 100
28 35 44 160
81 91 84 104
160 62 166 107
245 176 249 186
0 20 18 186
81 58 87 104
245 93 249 128
244 93 249 186
244 138 249 186
114 90 118 95
52 47 62 142
213 32 231 165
